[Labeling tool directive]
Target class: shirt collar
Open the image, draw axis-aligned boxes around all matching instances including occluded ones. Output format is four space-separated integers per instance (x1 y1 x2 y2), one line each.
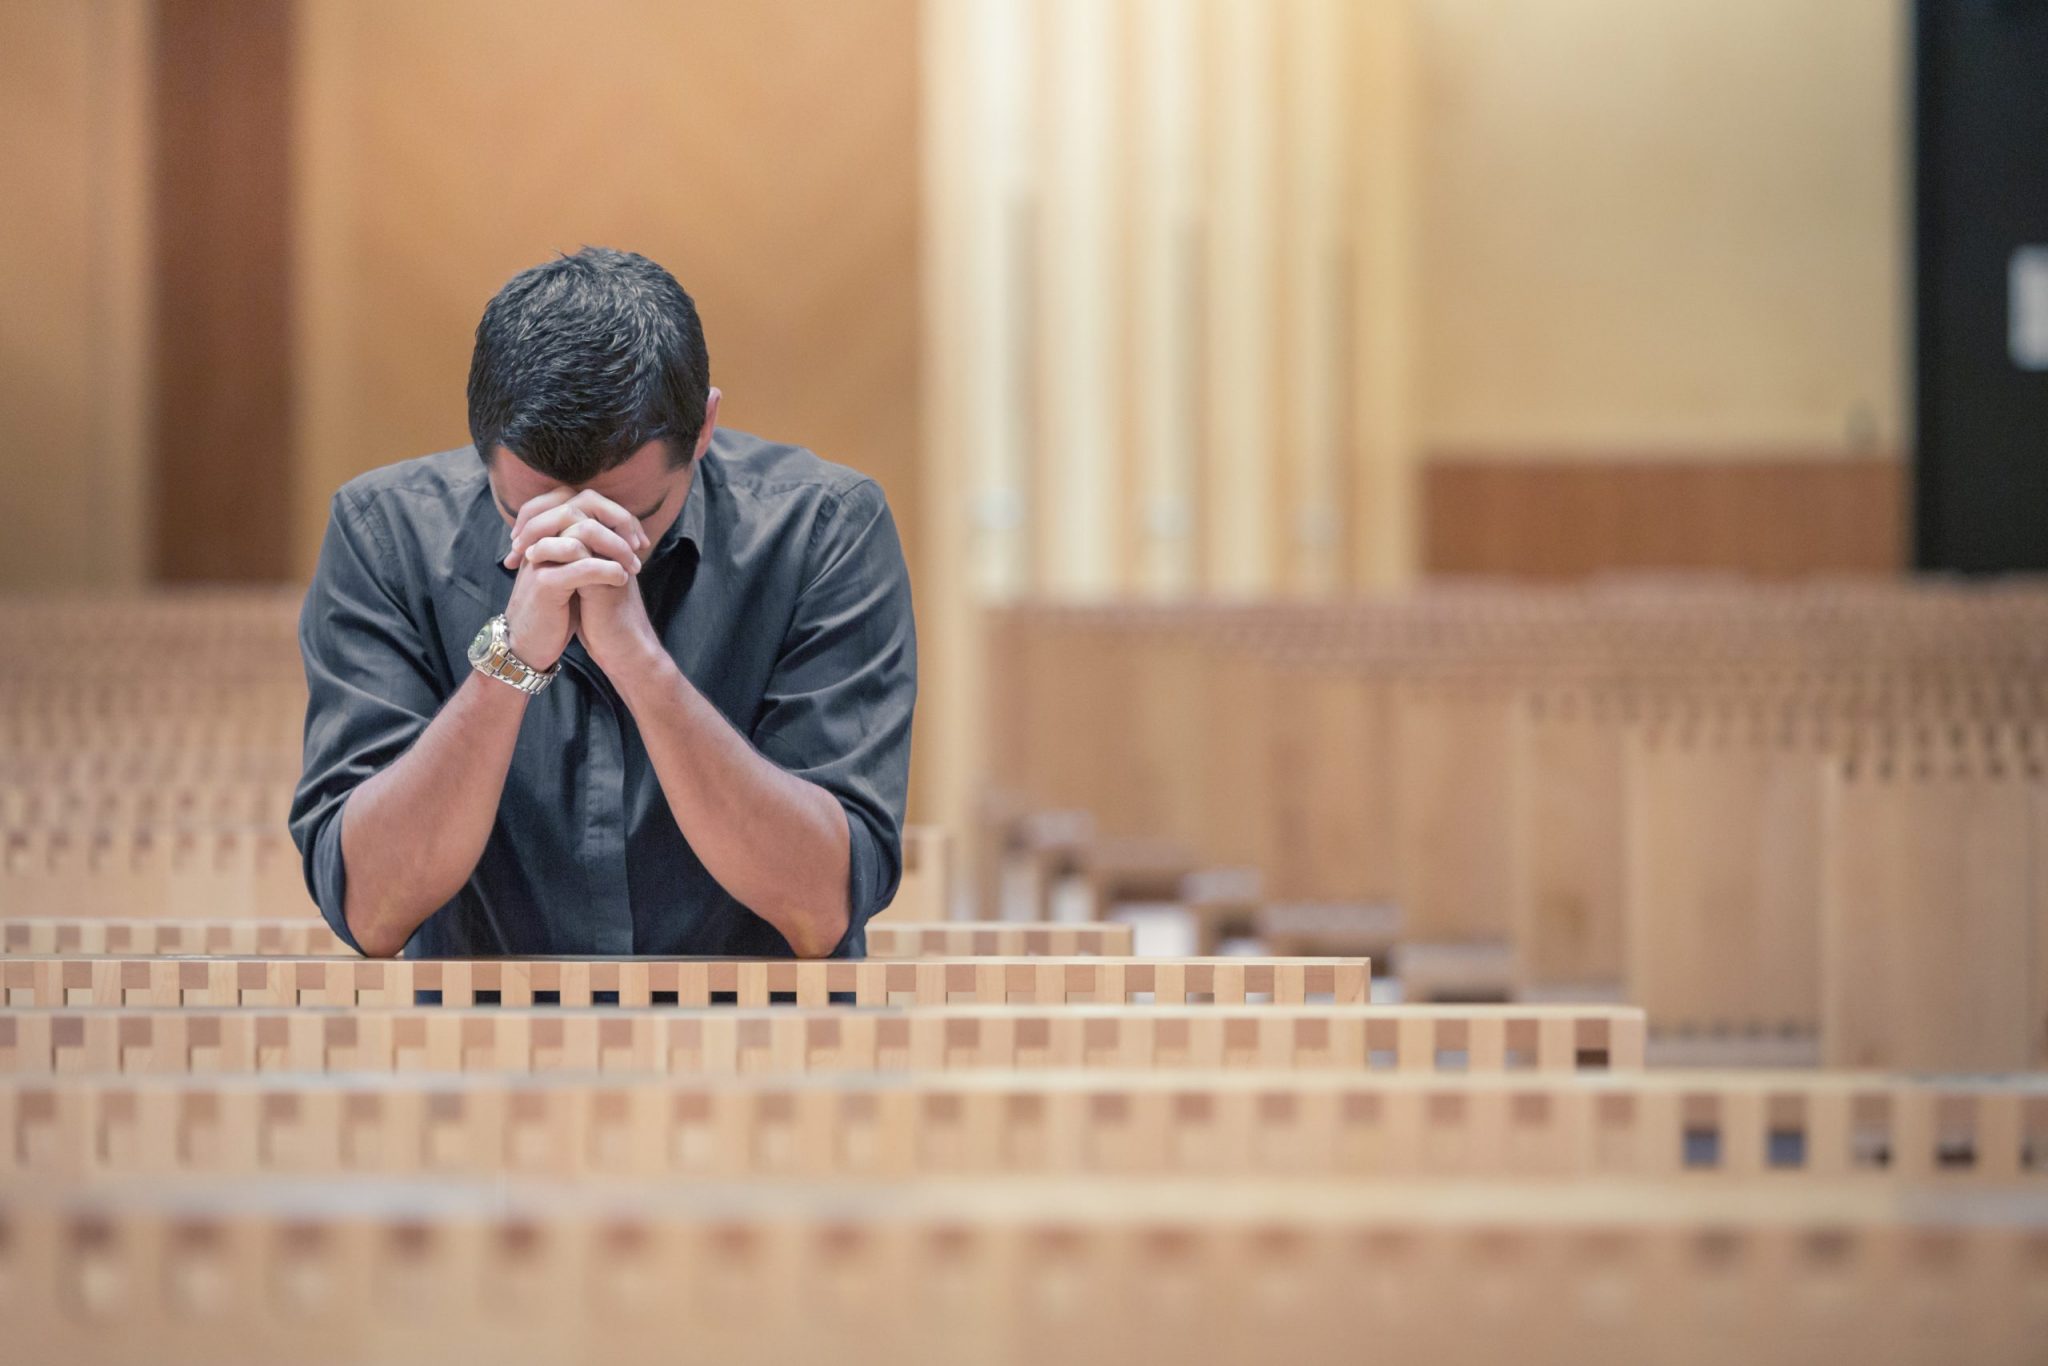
651 447 709 566
447 455 512 610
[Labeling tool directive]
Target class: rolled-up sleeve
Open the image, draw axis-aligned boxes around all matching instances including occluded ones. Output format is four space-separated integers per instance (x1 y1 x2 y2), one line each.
287 491 445 954
749 479 918 942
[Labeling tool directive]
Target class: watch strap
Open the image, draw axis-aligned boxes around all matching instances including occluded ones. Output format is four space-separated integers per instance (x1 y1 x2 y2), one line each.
471 615 558 695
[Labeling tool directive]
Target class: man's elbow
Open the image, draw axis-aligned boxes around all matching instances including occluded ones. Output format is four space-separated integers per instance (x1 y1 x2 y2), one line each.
782 901 851 959
353 928 407 959
342 899 411 959
348 917 407 962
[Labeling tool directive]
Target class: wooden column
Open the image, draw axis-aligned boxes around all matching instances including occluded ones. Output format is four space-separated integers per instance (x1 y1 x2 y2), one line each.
151 0 296 582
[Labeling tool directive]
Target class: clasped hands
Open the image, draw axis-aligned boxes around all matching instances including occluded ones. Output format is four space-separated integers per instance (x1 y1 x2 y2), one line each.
498 489 663 682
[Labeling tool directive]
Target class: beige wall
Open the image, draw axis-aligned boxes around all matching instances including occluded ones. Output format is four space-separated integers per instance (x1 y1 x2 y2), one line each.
0 0 151 590
1416 0 1906 458
293 0 923 576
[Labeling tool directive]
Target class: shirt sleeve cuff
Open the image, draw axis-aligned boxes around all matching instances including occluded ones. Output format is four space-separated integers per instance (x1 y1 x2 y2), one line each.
831 800 899 956
305 800 368 957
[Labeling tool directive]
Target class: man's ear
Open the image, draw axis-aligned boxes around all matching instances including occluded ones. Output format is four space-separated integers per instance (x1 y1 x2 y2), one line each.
694 389 722 461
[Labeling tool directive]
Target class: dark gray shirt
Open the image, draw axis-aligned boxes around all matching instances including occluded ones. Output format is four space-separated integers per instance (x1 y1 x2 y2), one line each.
288 429 916 958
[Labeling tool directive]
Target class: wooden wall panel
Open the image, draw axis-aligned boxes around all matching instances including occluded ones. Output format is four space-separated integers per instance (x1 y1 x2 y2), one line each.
0 0 151 590
1423 455 1904 580
152 0 296 582
293 0 922 581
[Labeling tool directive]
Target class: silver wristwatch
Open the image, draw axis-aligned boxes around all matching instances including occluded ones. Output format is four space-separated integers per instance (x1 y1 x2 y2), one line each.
467 614 558 695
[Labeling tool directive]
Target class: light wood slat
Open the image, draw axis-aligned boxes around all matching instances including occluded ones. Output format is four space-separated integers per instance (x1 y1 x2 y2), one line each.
0 1003 1638 1078
0 1179 2041 1366
0 919 1135 959
2 1068 2039 1184
0 955 1366 1009
1822 750 2045 1070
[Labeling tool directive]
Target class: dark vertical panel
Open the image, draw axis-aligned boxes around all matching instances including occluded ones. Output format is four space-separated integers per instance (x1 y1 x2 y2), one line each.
1914 0 2048 572
152 0 294 582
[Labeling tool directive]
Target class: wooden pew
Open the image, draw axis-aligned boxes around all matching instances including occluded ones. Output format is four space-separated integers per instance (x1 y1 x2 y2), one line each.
1822 735 2048 1071
1391 667 1522 962
1508 683 1630 993
0 918 1137 960
4 1069 2040 1184
0 822 954 926
0 827 313 921
0 1178 2041 1366
1515 677 2048 1010
0 955 1369 1008
979 589 2048 1007
0 1004 1643 1077
1621 711 1832 1045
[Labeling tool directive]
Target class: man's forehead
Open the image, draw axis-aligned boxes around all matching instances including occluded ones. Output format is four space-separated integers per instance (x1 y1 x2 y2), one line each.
488 445 670 505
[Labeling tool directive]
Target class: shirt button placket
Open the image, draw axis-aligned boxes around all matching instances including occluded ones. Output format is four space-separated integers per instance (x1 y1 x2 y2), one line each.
585 686 636 956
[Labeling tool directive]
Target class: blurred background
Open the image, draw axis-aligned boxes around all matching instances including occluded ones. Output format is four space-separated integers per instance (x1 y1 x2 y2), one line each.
0 0 2041 851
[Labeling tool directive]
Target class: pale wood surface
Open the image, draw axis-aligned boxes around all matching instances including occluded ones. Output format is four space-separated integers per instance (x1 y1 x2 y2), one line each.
0 1179 2040 1366
0 918 1134 961
1822 752 2042 1071
6 1068 2039 1185
0 1002 1643 1078
0 955 1368 1009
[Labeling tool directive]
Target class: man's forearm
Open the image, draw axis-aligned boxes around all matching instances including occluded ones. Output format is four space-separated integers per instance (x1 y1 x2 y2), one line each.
338 671 529 956
614 647 852 957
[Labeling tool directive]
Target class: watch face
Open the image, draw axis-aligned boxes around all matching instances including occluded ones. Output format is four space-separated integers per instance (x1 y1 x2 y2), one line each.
467 621 494 668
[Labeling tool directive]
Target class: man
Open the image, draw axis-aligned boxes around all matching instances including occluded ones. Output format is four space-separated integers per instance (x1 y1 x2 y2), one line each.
289 248 916 959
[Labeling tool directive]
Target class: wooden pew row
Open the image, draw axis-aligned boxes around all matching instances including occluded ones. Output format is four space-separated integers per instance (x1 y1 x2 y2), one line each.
2 1178 2042 1366
5 1069 2040 1185
988 601 2048 1070
986 598 2048 970
0 956 1369 1009
1388 668 2035 986
0 823 952 927
1616 714 1847 1042
0 827 314 920
0 677 303 707
1010 686 2041 1020
1823 742 2048 1071
0 752 301 795
0 779 295 831
0 918 1134 959
0 1004 1642 1077
1436 670 2048 991
990 592 2048 840
0 706 303 753
1615 722 2047 1068
1515 686 2045 1002
0 585 301 633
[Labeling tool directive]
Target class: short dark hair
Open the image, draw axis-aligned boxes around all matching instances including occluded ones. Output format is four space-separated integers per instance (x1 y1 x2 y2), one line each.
467 247 711 482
